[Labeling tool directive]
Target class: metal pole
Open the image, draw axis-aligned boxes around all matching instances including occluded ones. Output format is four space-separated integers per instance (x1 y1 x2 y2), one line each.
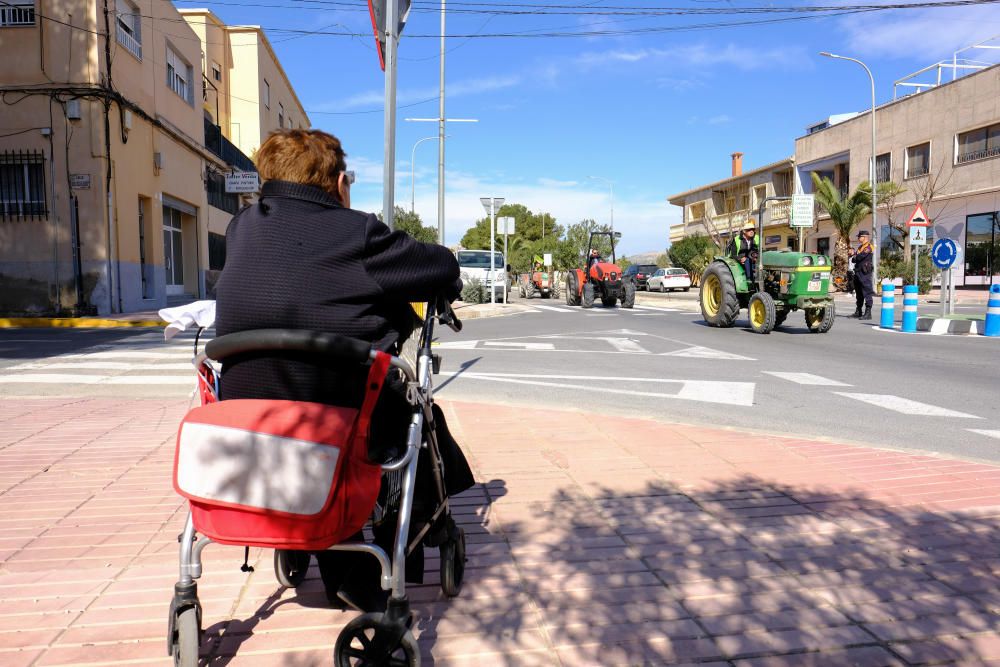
914 245 919 290
503 221 508 305
382 0 399 230
438 0 446 244
490 199 496 304
609 181 614 235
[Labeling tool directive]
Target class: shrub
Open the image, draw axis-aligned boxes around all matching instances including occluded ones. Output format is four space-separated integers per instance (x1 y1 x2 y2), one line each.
460 277 486 304
878 251 938 294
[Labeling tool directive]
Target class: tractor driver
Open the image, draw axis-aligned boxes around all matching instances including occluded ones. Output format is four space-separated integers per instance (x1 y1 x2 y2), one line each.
728 221 760 284
586 248 603 275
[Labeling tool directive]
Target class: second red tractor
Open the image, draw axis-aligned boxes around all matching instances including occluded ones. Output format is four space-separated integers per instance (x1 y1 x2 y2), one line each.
565 231 636 309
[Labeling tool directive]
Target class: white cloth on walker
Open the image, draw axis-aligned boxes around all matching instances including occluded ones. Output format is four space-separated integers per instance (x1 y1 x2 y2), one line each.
159 300 217 340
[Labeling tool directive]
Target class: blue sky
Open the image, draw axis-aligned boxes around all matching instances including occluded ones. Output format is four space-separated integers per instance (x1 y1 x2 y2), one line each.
181 0 1000 256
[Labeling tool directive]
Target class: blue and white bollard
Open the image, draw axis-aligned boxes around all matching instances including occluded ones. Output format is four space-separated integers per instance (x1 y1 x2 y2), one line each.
984 284 1000 337
901 285 918 333
880 281 896 330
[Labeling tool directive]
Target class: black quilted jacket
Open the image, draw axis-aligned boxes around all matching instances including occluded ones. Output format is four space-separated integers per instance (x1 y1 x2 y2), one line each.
214 180 460 406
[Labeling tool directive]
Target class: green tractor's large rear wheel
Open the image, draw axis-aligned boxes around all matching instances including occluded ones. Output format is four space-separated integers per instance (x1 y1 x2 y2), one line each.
748 292 777 334
700 262 740 327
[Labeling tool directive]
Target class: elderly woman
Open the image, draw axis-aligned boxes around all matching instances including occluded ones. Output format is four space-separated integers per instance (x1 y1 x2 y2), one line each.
214 129 472 612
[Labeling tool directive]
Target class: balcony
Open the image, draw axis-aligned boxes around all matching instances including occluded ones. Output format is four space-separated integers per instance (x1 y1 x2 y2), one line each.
204 119 256 173
116 23 142 60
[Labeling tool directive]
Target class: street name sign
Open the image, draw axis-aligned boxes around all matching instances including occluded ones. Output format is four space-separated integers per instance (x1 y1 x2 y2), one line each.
907 204 930 227
368 0 411 71
909 225 928 246
225 171 259 193
543 252 553 266
790 194 815 228
931 238 960 269
498 217 515 235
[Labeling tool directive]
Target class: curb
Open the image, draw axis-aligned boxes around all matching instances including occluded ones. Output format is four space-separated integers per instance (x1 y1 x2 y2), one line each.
0 317 166 329
452 303 533 320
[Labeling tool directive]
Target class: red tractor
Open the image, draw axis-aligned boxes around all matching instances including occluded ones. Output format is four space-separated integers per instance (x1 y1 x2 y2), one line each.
519 266 559 299
565 231 636 309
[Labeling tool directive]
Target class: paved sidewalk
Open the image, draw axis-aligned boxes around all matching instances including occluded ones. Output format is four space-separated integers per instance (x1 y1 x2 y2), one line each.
2 398 1000 665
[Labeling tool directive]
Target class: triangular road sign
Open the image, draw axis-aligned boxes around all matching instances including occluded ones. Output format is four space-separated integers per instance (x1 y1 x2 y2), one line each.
907 204 930 227
368 0 411 71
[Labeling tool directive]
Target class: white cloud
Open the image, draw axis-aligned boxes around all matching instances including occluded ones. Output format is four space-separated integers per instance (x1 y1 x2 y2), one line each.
574 42 810 73
351 163 677 255
313 75 521 112
838 6 1000 61
707 114 732 126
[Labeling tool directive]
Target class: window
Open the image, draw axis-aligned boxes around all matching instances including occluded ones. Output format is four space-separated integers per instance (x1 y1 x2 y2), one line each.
905 142 930 179
725 196 735 214
263 79 270 108
209 232 227 271
211 61 221 82
965 213 999 280
817 237 830 258
688 202 705 221
0 150 47 220
278 102 284 129
0 2 34 26
115 0 141 59
876 153 891 183
739 193 750 211
957 123 1000 164
166 44 194 104
754 185 767 207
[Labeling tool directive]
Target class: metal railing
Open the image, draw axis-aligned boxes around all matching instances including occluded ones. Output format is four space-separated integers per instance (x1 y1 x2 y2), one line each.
116 21 142 60
206 173 239 215
204 119 256 173
0 3 34 26
957 144 1000 165
0 150 48 221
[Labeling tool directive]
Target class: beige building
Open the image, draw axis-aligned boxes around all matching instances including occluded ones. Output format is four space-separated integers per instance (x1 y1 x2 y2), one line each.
668 154 799 252
795 64 1000 287
180 10 310 159
0 1 307 315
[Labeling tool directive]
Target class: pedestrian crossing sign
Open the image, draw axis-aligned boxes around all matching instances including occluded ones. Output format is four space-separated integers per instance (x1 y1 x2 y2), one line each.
909 225 927 246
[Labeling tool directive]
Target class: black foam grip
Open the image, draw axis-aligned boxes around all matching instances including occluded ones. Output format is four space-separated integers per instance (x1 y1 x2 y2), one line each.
205 329 373 364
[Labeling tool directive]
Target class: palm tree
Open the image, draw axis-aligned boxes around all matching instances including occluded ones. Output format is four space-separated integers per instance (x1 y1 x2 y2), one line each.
811 173 872 290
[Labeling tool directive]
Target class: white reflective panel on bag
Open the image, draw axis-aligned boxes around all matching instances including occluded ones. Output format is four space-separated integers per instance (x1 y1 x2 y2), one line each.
176 422 341 515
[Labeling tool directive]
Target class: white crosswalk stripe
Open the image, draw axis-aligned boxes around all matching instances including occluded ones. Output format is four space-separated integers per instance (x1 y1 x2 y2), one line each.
968 429 1000 440
763 372 851 386
833 393 982 419
531 304 572 313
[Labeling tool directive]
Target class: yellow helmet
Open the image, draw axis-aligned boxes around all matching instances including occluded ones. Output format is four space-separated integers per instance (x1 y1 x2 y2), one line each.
742 220 756 232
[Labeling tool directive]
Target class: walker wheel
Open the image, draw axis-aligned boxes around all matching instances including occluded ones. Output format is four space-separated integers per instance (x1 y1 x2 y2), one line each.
334 612 420 666
440 526 466 598
274 549 310 588
171 606 200 667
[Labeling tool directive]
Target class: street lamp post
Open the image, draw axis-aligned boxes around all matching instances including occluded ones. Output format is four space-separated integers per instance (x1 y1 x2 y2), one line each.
588 175 615 235
820 52 879 282
480 197 505 304
410 135 444 214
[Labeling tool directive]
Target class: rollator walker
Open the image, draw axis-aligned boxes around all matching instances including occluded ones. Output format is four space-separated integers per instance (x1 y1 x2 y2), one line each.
167 297 466 666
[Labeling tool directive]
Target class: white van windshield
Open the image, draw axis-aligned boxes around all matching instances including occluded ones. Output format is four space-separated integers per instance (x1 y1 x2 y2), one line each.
456 251 505 269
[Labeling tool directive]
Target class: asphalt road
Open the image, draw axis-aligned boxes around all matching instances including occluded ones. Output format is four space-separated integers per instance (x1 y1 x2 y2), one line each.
433 293 1000 463
1 295 997 462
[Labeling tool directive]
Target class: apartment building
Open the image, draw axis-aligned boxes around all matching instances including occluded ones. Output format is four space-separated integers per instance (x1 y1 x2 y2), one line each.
0 1 308 315
667 154 799 252
795 64 1000 287
180 10 310 158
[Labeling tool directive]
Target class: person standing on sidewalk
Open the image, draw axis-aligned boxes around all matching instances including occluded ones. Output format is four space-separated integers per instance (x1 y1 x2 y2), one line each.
849 229 874 320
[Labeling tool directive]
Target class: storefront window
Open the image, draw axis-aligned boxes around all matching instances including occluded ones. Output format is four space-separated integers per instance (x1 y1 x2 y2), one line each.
965 213 999 280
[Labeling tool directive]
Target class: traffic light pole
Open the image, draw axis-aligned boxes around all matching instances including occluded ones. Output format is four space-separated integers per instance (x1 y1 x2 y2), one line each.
382 0 399 230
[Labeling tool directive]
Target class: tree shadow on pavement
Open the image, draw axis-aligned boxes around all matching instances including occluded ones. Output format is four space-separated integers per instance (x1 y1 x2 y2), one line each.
410 475 1000 665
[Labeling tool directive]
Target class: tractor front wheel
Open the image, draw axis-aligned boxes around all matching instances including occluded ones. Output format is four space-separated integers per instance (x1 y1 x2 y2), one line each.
700 262 740 327
566 273 581 306
582 283 595 309
622 280 636 309
748 292 777 334
805 303 836 333
774 310 789 328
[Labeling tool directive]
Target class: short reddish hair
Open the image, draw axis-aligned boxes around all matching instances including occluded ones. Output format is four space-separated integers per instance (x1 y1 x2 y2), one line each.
256 129 347 195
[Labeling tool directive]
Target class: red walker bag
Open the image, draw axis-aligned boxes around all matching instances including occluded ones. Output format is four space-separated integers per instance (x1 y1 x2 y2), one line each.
172 353 390 551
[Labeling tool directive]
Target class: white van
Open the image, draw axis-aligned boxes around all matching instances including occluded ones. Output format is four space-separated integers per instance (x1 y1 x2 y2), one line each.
455 249 509 301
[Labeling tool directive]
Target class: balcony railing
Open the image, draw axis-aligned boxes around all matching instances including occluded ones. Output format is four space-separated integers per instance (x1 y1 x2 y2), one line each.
0 3 34 26
116 23 142 60
957 144 1000 165
204 118 256 173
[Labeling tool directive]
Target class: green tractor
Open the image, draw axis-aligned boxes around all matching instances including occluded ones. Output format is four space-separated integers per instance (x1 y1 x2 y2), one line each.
699 197 835 334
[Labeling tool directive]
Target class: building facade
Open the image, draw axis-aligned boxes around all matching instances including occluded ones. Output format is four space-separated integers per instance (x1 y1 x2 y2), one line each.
668 154 799 252
795 64 1000 287
0 1 307 315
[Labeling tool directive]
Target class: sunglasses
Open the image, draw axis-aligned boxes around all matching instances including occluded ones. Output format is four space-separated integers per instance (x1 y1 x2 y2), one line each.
344 170 355 185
